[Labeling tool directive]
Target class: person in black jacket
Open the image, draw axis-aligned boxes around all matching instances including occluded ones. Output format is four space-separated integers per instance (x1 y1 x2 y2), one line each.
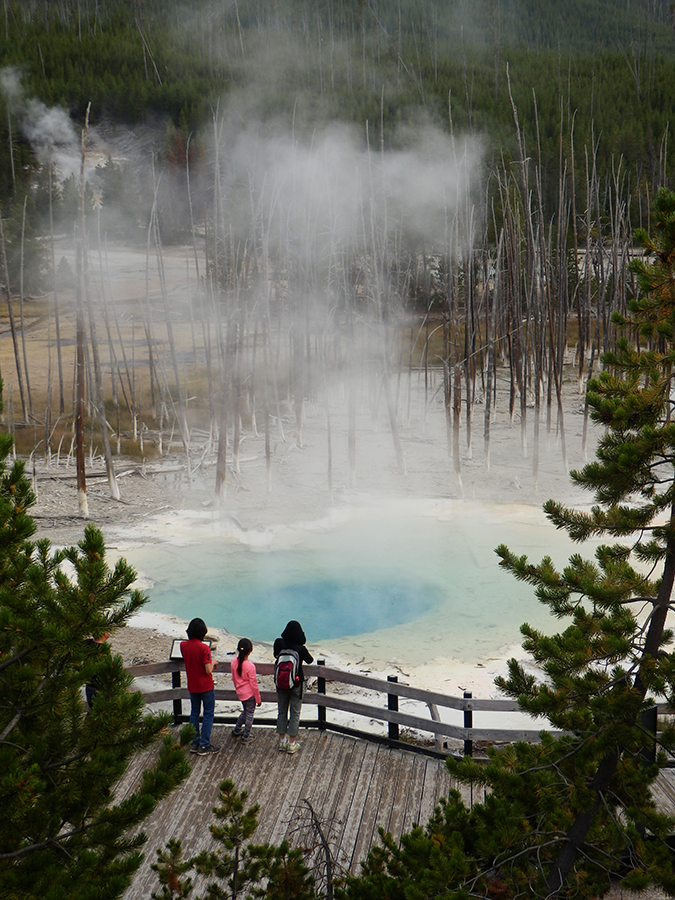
273 620 313 754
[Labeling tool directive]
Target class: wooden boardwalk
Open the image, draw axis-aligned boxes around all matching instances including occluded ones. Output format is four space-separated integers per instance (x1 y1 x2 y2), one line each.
115 722 675 899
119 725 455 898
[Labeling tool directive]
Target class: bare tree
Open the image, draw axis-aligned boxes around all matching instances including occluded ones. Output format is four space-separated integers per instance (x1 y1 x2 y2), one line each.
74 105 91 517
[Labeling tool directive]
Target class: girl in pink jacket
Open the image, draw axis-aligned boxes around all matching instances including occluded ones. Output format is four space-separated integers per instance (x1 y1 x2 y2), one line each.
230 638 261 745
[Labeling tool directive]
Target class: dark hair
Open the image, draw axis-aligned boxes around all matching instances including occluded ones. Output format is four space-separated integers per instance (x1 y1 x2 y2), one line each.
186 618 208 641
236 637 253 676
281 620 306 645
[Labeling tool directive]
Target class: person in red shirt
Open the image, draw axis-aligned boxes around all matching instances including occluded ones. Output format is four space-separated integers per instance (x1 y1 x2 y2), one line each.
180 617 219 755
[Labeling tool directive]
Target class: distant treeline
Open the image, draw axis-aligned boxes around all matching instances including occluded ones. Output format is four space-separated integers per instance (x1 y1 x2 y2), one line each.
0 0 673 241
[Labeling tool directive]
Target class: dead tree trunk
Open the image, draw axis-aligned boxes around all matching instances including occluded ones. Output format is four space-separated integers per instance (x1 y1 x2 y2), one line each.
85 237 120 500
152 198 191 468
49 155 66 414
19 196 33 416
75 106 90 517
484 229 503 470
0 215 28 422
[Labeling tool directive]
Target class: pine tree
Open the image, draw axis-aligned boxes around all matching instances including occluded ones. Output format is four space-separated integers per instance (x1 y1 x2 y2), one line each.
511 183 675 894
151 838 194 899
338 188 675 899
187 779 316 900
249 841 315 900
0 402 191 900
191 780 269 900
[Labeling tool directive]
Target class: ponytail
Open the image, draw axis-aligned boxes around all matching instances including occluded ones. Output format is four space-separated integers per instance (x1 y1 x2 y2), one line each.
236 638 253 676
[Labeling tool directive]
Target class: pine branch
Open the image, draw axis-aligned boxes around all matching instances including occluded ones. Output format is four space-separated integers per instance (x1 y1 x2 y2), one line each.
0 644 35 673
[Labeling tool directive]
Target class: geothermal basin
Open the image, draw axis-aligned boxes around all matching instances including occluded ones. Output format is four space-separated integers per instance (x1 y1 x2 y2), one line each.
118 499 592 673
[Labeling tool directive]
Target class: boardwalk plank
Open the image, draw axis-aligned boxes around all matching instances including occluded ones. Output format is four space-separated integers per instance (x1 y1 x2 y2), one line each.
295 731 343 812
124 761 212 898
335 741 381 871
384 748 414 842
113 746 156 803
283 732 356 883
362 747 407 853
302 732 364 878
651 771 675 814
283 731 344 846
418 758 449 827
400 754 428 836
280 733 344 857
265 731 327 848
376 747 408 838
321 738 369 872
209 729 291 848
319 735 364 829
654 769 675 806
350 745 399 871
179 732 256 853
233 731 290 820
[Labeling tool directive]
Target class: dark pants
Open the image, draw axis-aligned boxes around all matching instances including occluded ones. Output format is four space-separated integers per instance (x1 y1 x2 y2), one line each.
189 688 215 748
276 684 303 737
85 685 98 711
234 696 256 739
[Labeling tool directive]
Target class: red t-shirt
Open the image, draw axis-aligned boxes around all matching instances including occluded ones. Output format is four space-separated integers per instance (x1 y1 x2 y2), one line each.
180 639 214 693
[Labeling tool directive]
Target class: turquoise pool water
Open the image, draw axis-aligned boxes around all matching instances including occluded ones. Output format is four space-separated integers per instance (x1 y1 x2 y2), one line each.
119 503 590 666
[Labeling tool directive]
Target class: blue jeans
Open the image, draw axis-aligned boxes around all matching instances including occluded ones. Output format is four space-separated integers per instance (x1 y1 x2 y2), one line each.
189 689 215 748
276 684 303 737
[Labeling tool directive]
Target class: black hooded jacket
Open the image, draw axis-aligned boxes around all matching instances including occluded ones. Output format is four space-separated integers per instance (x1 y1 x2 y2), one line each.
273 620 313 682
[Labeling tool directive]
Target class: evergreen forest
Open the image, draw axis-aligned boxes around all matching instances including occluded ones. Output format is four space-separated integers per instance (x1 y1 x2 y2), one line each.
0 0 674 225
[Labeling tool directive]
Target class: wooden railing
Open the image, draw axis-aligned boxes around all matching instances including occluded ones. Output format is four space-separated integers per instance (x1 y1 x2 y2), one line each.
127 659 556 759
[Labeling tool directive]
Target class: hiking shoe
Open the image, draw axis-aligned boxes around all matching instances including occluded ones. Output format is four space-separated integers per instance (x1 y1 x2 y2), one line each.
231 729 243 738
278 738 289 752
241 733 256 745
189 741 200 754
287 741 301 755
197 743 221 756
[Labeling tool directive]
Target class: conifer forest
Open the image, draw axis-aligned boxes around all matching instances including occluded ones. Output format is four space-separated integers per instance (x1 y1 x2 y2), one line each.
0 0 674 504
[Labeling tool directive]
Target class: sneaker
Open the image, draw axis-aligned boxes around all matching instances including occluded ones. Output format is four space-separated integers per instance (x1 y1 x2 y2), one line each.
241 733 256 745
287 741 301 755
189 741 200 754
278 738 289 752
197 743 221 756
231 729 243 738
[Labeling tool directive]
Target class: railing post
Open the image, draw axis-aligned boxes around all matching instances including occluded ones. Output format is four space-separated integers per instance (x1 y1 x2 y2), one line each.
640 705 658 766
172 668 182 725
463 691 473 757
318 659 326 730
388 675 399 743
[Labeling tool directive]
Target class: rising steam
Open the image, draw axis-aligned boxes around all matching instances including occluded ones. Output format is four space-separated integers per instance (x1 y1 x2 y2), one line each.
1 66 80 179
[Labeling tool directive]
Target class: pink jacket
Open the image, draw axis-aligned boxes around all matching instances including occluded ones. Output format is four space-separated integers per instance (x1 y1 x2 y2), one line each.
230 657 261 704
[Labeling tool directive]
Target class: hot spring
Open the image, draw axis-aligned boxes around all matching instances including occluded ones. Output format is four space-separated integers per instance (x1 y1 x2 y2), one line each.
118 500 592 670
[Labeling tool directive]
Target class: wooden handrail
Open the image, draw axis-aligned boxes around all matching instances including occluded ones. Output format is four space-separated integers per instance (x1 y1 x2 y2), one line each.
126 658 554 756
126 660 523 712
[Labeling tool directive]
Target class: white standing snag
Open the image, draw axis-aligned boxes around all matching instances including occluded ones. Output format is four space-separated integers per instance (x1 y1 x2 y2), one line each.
75 104 90 518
